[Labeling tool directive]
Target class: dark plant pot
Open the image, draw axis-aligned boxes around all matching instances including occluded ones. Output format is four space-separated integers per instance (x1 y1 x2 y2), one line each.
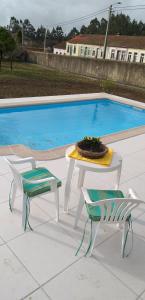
76 141 108 159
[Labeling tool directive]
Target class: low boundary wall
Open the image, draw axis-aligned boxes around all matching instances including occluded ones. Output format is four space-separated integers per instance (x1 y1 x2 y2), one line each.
28 51 145 88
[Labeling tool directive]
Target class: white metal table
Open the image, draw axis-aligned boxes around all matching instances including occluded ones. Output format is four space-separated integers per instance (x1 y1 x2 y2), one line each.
64 145 122 212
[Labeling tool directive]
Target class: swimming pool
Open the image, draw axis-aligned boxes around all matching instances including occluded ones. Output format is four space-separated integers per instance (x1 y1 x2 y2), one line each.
0 98 145 150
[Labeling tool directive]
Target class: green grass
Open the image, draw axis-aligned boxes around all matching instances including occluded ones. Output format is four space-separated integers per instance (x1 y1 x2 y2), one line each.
0 61 89 83
0 61 144 103
0 61 101 99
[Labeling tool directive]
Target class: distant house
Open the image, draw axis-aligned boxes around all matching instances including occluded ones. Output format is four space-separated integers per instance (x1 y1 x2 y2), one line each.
53 41 66 55
66 34 145 63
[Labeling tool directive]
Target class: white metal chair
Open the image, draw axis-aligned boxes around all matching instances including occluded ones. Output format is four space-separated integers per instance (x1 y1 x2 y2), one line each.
5 157 61 230
75 187 144 257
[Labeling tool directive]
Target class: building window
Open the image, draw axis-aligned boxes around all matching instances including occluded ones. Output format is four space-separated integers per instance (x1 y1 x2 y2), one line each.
84 47 87 56
70 45 73 55
74 46 76 54
116 50 121 61
111 49 115 59
128 52 132 62
100 49 103 58
67 45 70 53
88 48 91 56
96 48 99 58
133 52 138 63
140 53 145 63
92 50 96 56
80 46 83 55
121 51 126 61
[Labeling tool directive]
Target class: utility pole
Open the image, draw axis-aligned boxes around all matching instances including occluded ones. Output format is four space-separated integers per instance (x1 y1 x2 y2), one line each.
20 20 24 47
103 5 112 60
44 28 47 53
22 22 24 47
103 2 122 60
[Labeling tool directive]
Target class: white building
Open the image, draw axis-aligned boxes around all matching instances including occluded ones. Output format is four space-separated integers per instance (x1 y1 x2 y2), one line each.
53 41 66 55
66 34 145 64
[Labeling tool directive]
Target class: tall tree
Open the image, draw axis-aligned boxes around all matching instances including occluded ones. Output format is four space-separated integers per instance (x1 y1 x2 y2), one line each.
55 26 64 41
110 14 131 35
36 25 46 40
0 27 16 58
87 18 100 34
67 27 79 39
23 19 36 39
9 16 20 33
80 25 87 34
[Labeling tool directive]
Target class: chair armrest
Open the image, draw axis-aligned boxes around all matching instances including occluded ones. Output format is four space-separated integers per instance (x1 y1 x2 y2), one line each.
81 187 92 204
128 188 139 200
6 157 36 169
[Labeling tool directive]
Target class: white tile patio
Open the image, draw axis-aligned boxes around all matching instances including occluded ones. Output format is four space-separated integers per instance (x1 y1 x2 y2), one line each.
0 134 145 299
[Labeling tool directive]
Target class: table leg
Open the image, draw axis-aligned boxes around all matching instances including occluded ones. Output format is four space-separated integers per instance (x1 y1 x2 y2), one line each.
78 168 85 188
64 159 75 213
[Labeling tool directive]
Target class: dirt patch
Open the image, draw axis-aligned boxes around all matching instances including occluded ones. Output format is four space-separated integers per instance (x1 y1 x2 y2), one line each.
0 77 145 102
0 62 145 102
0 77 100 98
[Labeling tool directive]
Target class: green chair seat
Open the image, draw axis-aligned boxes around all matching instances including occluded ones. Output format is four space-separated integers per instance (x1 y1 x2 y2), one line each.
86 189 130 222
22 167 61 198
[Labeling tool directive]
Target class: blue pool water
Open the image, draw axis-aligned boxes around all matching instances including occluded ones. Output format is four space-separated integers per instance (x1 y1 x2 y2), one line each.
0 98 145 150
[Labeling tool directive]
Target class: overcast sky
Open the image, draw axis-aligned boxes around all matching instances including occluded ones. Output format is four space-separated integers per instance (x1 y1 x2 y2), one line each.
1 0 145 32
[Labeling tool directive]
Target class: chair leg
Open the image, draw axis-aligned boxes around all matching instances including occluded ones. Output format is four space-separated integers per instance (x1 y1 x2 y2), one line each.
115 163 122 190
54 189 59 222
121 221 128 258
9 182 17 211
74 195 84 229
22 194 27 230
64 159 75 213
88 222 100 257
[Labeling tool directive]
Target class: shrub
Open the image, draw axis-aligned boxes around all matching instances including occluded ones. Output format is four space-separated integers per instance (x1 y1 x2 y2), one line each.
100 79 115 92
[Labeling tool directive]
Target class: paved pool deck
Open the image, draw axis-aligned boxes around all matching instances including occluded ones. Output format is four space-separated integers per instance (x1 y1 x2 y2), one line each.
0 134 145 300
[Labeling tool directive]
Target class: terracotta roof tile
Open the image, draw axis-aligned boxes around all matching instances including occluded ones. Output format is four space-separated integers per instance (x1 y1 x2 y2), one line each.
54 41 66 49
68 34 145 50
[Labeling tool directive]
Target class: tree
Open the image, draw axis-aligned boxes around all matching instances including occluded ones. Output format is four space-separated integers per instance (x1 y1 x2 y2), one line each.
80 25 87 34
36 25 46 40
110 14 131 35
137 21 145 35
9 16 21 33
50 26 64 41
0 27 16 58
99 18 107 34
87 18 100 34
23 19 36 40
16 30 22 44
67 27 79 39
131 19 139 35
55 26 64 41
50 27 57 40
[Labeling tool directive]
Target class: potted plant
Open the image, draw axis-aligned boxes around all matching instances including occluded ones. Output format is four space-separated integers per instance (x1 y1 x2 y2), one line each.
76 136 108 159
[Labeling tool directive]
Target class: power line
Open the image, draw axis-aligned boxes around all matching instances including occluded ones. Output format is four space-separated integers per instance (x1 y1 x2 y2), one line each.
114 7 145 12
46 8 109 28
114 5 145 9
45 4 145 30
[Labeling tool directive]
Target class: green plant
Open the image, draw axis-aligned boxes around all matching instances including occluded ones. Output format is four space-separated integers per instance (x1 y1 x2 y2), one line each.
80 136 103 152
100 79 115 92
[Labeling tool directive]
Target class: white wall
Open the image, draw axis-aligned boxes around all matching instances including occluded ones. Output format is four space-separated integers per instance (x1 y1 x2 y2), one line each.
127 48 145 63
66 41 145 64
53 48 66 55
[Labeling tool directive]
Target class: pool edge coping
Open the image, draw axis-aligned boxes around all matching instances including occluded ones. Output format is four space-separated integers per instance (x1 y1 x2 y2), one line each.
0 92 145 160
